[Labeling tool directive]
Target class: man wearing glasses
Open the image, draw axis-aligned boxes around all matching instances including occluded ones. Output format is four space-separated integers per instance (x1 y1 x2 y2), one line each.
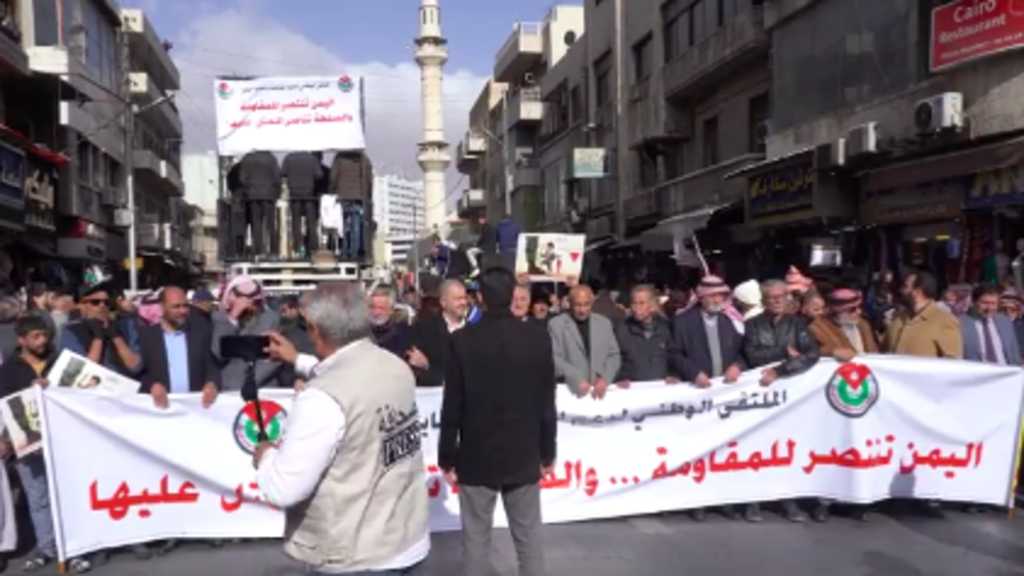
59 280 141 376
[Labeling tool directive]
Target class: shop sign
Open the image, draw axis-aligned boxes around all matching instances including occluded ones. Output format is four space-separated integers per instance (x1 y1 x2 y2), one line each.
0 141 26 229
931 0 1024 73
965 162 1024 208
573 148 608 179
861 179 967 225
747 162 814 219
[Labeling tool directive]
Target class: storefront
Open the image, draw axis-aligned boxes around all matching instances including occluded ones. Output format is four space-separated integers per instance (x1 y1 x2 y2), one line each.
859 134 1024 287
727 147 857 281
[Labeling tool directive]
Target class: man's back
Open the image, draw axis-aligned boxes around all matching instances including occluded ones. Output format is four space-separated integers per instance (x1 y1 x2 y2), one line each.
281 152 322 196
440 311 556 487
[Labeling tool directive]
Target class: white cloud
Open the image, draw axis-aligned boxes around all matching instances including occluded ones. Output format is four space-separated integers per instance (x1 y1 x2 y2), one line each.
171 5 486 191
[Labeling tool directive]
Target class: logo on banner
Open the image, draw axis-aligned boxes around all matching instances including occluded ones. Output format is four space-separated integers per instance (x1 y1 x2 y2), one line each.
217 82 233 100
338 75 355 93
233 401 288 454
826 363 880 418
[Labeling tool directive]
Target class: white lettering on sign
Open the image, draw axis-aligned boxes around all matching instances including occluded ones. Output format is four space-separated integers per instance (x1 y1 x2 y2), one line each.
955 0 999 23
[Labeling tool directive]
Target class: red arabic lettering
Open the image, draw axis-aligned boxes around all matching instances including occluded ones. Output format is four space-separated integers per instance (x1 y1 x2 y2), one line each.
90 476 199 521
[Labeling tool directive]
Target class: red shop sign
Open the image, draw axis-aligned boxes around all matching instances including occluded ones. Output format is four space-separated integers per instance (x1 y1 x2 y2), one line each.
931 0 1024 72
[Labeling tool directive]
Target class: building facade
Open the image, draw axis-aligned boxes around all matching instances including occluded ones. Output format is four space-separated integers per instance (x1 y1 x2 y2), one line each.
373 175 426 269
182 152 222 277
0 0 200 293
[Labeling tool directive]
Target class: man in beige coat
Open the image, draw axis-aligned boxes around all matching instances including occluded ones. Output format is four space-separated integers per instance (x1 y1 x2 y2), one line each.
885 270 963 359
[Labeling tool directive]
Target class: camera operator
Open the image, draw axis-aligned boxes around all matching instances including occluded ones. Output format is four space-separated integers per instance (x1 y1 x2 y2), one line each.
212 277 282 390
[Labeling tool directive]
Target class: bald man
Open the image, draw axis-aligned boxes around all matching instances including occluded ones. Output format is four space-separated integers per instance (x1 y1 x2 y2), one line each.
138 286 220 409
547 285 621 399
409 279 469 387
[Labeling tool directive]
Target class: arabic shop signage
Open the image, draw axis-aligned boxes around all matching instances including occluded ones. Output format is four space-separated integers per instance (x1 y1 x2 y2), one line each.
861 178 967 225
41 356 1022 560
573 148 609 179
747 158 815 219
0 140 26 231
965 161 1024 208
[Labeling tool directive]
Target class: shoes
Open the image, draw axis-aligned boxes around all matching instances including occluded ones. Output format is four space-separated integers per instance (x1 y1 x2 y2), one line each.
131 544 153 560
783 500 808 523
851 506 870 522
812 502 830 523
963 504 983 514
690 508 707 522
721 505 741 521
744 503 763 523
22 556 48 572
923 500 946 519
68 557 93 574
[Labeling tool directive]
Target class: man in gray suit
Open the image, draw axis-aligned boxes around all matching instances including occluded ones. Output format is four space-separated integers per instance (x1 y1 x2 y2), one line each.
961 284 1022 366
548 285 621 399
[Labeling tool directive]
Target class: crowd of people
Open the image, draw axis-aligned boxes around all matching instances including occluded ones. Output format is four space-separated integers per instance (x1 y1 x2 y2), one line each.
0 260 1021 574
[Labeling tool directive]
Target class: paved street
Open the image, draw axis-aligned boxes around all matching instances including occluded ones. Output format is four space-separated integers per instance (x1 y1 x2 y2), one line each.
25 505 1024 576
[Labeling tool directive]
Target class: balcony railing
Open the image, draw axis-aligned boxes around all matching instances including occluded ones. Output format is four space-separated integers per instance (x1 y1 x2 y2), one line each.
495 22 544 83
506 86 545 129
663 5 767 101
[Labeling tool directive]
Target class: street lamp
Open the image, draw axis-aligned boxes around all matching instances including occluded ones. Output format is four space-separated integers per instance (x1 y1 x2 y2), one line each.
126 92 177 294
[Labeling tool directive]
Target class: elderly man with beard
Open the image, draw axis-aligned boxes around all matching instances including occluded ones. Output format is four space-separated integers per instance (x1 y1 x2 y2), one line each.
368 287 414 360
669 276 745 389
212 276 282 390
808 289 880 362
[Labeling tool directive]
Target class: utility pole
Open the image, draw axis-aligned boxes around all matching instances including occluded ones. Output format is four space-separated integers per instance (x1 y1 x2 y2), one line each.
122 24 138 294
503 90 513 218
613 0 628 242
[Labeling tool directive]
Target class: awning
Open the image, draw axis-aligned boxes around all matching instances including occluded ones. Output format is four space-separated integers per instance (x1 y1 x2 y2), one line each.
645 202 735 238
585 236 615 253
723 147 815 180
0 123 70 166
861 134 1024 193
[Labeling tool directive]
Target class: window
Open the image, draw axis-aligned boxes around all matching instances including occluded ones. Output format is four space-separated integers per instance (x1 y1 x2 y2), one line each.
749 93 771 154
594 51 613 108
33 0 59 46
636 151 658 188
702 116 719 168
632 34 653 83
77 141 90 184
663 10 690 62
570 84 584 124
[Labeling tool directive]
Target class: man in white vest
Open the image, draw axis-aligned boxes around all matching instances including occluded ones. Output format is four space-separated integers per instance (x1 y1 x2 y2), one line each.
255 282 429 575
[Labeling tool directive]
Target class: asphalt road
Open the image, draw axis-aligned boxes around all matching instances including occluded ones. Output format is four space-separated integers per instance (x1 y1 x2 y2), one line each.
21 503 1024 576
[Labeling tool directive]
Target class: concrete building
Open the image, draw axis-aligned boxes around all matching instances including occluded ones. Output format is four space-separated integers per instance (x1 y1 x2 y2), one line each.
121 7 195 284
726 0 1024 287
415 0 451 238
456 5 585 234
373 175 426 269
182 152 222 276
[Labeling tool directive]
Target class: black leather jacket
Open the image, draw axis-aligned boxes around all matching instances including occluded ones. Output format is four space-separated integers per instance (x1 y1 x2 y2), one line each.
743 313 820 377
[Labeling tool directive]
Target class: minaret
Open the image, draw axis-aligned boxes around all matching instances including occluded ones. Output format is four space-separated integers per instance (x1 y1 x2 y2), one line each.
415 0 451 239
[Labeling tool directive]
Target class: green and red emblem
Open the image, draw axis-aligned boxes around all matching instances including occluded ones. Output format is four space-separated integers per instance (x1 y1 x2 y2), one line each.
217 81 233 100
826 362 880 418
337 75 355 93
233 400 287 454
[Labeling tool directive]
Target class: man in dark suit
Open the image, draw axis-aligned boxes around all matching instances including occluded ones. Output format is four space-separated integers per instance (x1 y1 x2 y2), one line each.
281 151 324 257
138 286 220 409
669 276 745 387
409 279 468 387
240 151 282 257
439 267 556 576
961 284 1022 366
616 284 675 383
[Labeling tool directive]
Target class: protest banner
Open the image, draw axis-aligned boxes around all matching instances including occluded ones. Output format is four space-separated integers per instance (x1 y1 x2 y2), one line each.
515 233 586 283
40 356 1024 561
0 388 42 458
214 75 366 156
46 351 141 396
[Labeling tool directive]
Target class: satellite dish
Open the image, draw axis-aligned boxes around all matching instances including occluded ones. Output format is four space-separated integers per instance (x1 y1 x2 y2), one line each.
565 31 577 46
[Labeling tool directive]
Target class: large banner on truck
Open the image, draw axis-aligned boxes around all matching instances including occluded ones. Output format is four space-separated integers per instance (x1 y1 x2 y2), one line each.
41 357 1024 561
214 75 366 156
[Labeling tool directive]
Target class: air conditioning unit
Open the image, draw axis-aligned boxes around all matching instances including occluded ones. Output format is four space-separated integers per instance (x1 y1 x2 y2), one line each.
846 122 880 158
523 72 536 85
915 92 963 134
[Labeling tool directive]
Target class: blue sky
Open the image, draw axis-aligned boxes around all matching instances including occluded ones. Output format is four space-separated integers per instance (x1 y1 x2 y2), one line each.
124 0 578 76
121 0 581 179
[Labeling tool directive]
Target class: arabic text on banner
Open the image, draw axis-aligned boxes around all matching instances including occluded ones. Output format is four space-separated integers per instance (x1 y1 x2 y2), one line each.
40 357 1024 561
213 76 366 156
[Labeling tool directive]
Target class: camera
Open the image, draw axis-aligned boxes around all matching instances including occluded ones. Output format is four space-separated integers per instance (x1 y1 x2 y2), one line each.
220 335 270 363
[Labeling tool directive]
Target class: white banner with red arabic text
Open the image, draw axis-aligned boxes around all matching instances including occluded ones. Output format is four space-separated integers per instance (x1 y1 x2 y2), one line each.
41 356 1024 560
214 75 365 156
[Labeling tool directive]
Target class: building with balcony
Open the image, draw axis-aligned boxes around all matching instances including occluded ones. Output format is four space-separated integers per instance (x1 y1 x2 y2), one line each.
372 175 426 268
183 152 223 276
